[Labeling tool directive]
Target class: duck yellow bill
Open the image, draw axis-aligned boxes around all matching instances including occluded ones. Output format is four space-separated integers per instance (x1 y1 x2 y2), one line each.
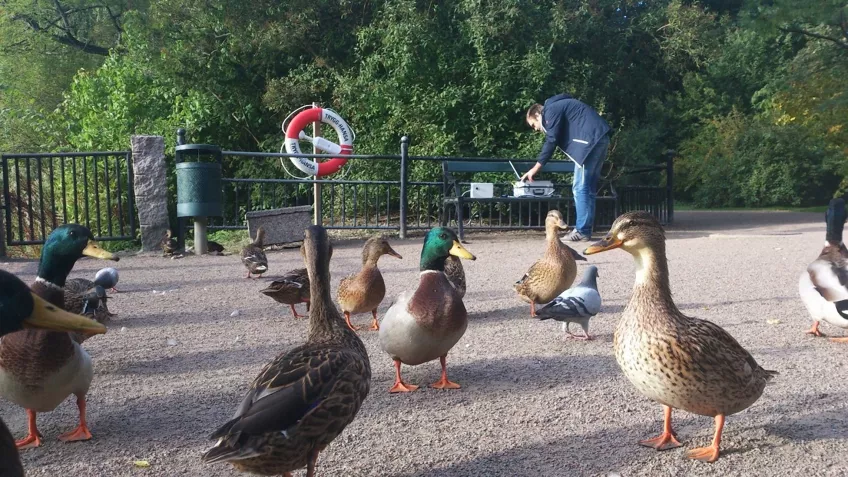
449 240 476 260
584 236 623 255
83 240 119 261
25 293 107 335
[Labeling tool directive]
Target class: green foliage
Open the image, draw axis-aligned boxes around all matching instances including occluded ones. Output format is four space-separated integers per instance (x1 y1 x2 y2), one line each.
0 0 845 213
677 111 841 207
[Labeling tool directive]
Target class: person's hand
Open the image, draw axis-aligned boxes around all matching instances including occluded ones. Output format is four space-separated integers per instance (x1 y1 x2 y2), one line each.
520 163 542 182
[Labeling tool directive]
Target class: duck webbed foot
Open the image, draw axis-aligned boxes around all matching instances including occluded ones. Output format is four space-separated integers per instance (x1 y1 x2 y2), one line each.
639 405 683 451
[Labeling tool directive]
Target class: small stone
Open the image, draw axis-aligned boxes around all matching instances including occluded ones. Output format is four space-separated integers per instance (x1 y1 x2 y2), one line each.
120 327 127 333
166 338 178 346
231 310 241 317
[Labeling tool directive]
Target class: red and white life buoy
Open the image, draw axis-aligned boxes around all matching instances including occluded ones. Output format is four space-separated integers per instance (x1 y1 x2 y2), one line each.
284 107 354 176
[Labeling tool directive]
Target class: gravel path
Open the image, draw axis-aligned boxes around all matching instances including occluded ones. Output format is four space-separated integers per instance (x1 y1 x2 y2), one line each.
1 210 845 477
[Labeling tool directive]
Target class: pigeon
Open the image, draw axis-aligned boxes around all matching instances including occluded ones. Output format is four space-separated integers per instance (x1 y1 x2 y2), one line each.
536 265 601 340
94 267 119 292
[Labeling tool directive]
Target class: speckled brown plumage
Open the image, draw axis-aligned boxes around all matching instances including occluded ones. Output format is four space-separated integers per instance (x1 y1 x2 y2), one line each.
514 210 577 315
241 227 269 278
337 236 402 331
585 211 776 462
203 225 370 476
161 230 178 256
64 278 113 326
444 256 466 298
260 269 310 319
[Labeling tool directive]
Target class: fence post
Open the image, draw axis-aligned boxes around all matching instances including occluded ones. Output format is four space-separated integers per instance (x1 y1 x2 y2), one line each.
665 149 675 224
312 103 323 226
176 128 187 252
399 136 410 239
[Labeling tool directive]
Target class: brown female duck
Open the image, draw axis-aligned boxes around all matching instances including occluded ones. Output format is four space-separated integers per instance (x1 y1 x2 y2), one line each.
0 224 117 449
337 236 402 331
584 211 777 462
514 210 582 316
260 268 310 319
241 226 269 279
379 227 475 393
202 225 370 477
0 270 106 476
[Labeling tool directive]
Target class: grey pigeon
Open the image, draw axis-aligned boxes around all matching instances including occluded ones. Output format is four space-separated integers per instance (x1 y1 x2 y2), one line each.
94 267 119 292
536 265 601 340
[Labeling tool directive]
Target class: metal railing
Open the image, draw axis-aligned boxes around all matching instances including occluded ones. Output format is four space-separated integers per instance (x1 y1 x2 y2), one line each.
1 152 136 247
198 137 672 237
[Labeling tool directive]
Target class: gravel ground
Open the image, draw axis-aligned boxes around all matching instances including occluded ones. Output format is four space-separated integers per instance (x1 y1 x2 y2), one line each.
1 210 846 477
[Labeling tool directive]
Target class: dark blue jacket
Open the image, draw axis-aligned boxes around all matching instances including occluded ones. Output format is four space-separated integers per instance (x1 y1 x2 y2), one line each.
536 94 610 166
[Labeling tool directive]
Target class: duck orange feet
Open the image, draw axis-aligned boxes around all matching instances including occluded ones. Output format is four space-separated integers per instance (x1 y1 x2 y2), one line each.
58 397 92 442
640 405 683 451
389 359 418 393
369 310 380 331
686 445 720 463
638 431 682 451
343 312 361 332
829 336 848 343
430 356 461 390
805 321 825 337
15 410 42 449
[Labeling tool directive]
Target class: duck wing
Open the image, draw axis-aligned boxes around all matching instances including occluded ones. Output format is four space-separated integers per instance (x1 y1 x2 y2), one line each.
807 255 848 318
202 343 367 463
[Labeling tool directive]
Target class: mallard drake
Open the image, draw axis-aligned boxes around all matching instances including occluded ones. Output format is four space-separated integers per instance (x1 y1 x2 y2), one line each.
260 268 310 319
162 229 179 256
0 224 117 449
444 256 466 298
202 225 370 477
800 198 848 341
514 210 579 316
0 269 106 475
242 226 269 279
379 227 475 393
584 211 777 462
338 236 402 331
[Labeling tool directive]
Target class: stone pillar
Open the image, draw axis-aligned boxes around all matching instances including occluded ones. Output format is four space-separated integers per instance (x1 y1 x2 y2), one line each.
131 135 170 252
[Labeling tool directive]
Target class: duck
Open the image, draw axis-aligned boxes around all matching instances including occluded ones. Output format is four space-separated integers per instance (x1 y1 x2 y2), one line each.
65 267 120 324
260 268 310 319
207 241 225 255
338 236 403 331
514 210 581 316
202 225 370 477
241 226 269 279
161 229 179 256
0 224 118 449
800 198 848 341
536 265 601 341
0 269 107 476
379 227 476 393
583 211 777 462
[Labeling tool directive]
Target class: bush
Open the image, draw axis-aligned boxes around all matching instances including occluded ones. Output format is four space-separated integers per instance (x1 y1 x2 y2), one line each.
677 111 841 208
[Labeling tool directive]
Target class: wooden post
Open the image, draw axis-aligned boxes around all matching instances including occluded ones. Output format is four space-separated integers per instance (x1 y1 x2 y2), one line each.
312 102 323 226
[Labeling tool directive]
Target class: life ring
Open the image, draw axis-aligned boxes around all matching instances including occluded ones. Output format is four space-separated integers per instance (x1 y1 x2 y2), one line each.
284 107 354 176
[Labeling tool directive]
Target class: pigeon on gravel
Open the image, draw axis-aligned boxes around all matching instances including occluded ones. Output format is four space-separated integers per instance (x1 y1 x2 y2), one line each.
536 265 601 340
94 267 120 292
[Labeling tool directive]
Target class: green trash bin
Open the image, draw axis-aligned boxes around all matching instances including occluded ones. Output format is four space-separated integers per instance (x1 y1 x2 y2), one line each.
176 144 223 218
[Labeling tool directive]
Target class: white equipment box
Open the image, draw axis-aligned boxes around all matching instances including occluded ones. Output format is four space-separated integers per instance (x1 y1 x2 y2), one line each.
470 183 494 198
513 181 556 198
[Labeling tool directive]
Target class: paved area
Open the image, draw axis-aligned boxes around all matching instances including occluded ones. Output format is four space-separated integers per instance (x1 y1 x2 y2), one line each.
1 210 845 476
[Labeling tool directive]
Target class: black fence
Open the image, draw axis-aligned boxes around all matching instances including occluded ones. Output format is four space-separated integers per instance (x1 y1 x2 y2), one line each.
1 152 136 248
195 137 672 237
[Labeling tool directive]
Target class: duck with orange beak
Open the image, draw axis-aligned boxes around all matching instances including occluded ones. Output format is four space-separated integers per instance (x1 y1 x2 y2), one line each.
584 211 776 463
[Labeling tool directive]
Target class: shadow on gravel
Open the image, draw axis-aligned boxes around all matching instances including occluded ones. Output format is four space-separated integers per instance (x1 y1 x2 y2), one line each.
105 344 280 376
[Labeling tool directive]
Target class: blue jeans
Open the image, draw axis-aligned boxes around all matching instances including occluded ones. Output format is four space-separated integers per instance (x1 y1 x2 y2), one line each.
573 135 609 237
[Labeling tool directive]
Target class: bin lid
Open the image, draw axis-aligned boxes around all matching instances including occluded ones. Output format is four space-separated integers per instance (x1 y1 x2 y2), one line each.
176 144 222 154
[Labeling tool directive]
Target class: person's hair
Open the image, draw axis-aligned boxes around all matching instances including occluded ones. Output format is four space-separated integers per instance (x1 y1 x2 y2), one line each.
526 103 543 121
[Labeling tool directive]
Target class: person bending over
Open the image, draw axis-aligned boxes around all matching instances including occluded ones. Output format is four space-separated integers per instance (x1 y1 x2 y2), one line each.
521 94 610 242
